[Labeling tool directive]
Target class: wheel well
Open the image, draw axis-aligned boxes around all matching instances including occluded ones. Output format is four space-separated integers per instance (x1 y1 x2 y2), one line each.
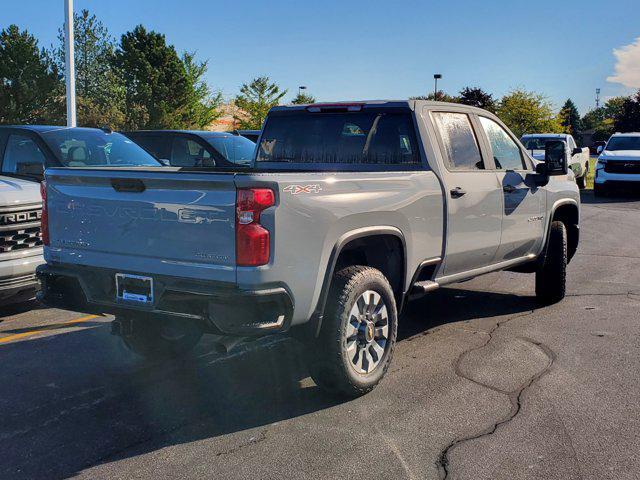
334 234 405 300
552 203 579 262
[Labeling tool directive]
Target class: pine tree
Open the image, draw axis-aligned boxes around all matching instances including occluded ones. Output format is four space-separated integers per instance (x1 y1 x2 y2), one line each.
0 25 63 124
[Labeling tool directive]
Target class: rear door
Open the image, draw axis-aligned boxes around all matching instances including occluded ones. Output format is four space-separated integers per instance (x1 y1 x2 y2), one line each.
477 116 545 261
430 111 503 275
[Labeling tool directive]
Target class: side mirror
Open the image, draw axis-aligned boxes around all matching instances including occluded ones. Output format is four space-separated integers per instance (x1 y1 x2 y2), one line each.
544 140 568 175
571 147 582 156
530 162 550 186
596 145 604 155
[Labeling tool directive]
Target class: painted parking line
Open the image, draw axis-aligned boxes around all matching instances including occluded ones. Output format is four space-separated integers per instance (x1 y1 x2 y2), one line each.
0 314 101 345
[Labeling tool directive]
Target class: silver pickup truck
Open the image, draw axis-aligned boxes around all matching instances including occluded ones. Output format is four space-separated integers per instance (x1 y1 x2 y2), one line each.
38 101 580 396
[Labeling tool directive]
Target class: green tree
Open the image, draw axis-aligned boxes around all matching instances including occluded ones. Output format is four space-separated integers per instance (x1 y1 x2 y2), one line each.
496 89 563 138
559 99 582 136
458 86 495 112
613 90 640 133
581 96 631 140
180 51 222 128
410 91 459 103
234 76 287 129
581 107 605 130
53 9 125 128
113 25 191 129
291 91 316 104
0 25 63 124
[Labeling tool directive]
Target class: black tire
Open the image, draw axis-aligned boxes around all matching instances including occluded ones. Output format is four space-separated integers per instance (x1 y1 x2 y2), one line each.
576 175 586 190
121 316 203 360
536 221 567 305
307 266 398 397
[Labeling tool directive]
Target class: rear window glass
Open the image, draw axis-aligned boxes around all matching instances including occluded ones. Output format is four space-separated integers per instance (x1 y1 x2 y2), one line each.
41 129 161 167
256 110 420 167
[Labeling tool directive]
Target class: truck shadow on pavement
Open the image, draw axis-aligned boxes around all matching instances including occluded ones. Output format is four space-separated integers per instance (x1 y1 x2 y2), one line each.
0 287 537 480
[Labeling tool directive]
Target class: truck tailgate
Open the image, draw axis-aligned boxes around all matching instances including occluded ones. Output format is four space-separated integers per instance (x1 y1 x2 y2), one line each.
45 169 237 283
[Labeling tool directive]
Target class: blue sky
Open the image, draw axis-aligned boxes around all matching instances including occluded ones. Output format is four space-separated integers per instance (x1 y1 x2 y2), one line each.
4 0 640 115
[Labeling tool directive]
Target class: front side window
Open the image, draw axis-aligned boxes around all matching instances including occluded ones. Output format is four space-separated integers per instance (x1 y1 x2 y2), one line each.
479 117 525 170
432 112 484 170
257 110 420 167
171 137 214 167
41 129 160 167
2 134 46 176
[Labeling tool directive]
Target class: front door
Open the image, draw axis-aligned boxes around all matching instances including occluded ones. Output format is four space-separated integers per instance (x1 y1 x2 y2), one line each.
477 116 545 261
430 111 503 275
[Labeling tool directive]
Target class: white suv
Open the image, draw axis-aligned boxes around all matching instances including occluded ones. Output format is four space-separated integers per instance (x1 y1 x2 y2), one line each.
594 133 640 195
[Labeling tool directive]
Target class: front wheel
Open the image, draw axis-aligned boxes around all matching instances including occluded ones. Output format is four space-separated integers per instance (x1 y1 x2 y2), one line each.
307 266 398 397
535 221 567 305
120 316 203 360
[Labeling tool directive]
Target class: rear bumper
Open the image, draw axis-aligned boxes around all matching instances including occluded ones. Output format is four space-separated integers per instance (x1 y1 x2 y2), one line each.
36 264 294 335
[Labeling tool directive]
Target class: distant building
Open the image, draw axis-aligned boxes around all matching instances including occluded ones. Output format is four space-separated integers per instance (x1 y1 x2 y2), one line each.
207 101 247 132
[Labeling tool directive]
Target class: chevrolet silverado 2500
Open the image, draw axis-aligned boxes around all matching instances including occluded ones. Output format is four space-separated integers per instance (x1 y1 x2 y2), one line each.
37 101 580 396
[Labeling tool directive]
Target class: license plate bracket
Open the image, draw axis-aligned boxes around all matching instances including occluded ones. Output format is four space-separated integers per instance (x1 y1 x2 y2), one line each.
115 273 154 305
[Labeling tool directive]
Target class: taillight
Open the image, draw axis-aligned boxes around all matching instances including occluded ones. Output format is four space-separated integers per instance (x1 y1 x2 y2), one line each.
236 188 275 266
40 181 50 246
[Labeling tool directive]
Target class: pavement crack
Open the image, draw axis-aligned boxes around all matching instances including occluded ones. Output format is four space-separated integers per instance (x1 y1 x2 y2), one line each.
436 311 555 480
214 429 268 457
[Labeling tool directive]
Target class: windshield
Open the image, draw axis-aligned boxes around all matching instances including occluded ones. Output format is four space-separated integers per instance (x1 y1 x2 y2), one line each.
256 110 420 168
522 137 564 150
605 136 640 151
41 129 161 167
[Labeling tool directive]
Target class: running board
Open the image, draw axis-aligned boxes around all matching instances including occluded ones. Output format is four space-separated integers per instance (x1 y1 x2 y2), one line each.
408 280 440 300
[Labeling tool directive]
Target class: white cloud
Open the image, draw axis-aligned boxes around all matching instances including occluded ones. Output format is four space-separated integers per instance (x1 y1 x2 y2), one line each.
607 37 640 88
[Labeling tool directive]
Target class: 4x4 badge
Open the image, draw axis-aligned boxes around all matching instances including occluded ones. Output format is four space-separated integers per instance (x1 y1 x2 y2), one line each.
283 184 322 195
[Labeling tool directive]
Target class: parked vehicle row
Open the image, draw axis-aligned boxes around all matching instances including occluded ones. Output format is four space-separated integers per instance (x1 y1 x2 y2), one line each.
521 133 590 189
36 101 580 396
594 132 640 196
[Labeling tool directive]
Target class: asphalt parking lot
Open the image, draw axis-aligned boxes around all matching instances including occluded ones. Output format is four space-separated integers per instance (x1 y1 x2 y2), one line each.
1 191 639 480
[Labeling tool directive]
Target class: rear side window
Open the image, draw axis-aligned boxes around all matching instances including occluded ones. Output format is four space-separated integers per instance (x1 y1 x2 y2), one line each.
432 112 484 171
126 135 172 160
2 134 46 176
479 117 525 170
257 110 420 167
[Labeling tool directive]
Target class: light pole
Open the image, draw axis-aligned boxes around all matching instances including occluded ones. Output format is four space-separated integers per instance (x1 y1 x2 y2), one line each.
595 88 601 109
298 85 307 98
433 74 442 100
64 0 76 127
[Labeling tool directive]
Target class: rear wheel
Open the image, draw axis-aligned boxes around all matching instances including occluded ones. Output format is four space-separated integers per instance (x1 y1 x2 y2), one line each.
307 266 397 397
576 175 586 189
120 316 203 360
535 221 567 305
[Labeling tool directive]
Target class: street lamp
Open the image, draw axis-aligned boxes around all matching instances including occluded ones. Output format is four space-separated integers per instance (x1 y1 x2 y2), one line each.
433 74 442 100
64 0 76 127
298 85 307 97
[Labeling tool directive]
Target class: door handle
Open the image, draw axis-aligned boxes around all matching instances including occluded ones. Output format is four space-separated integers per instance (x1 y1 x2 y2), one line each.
450 187 467 198
503 185 516 193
